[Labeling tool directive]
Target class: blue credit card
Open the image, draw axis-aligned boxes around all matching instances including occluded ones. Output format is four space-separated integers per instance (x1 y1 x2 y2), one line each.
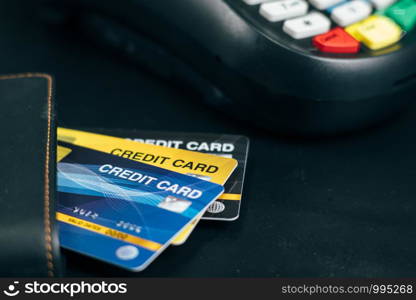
56 142 224 271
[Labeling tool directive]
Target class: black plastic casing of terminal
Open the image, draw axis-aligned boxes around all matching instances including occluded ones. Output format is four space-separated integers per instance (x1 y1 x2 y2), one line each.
44 0 416 135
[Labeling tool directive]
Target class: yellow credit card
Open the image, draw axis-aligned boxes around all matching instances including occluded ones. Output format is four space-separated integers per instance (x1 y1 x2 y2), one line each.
171 211 204 246
58 128 236 185
57 128 238 245
57 145 72 162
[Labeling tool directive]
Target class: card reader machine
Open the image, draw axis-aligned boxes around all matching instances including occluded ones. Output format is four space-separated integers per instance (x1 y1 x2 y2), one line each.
42 0 416 135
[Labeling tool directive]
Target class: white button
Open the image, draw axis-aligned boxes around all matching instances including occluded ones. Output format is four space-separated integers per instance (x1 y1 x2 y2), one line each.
242 0 274 5
331 0 372 27
370 0 397 9
283 12 331 39
260 0 309 22
309 0 344 10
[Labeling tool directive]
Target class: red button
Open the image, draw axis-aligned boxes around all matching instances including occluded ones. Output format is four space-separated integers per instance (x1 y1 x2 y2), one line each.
313 27 360 54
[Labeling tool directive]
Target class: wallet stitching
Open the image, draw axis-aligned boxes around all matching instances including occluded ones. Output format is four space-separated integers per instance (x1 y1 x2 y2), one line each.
0 73 55 277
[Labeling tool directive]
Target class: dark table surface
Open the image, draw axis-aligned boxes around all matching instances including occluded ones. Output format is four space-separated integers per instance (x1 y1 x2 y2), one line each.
3 1 416 277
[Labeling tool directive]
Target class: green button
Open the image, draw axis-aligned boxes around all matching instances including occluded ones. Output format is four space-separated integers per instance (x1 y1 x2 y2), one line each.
385 0 416 31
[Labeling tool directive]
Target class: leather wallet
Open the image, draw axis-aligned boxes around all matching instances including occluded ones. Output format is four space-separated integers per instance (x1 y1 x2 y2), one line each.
0 73 61 277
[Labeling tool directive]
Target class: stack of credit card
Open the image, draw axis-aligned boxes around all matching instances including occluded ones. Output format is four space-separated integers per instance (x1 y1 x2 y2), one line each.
56 128 249 271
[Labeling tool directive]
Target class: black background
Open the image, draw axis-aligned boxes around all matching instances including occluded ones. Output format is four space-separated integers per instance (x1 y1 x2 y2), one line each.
2 1 416 277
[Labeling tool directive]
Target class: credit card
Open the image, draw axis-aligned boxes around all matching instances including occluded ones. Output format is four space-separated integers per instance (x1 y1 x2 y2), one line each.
57 142 224 271
91 129 249 222
57 128 238 244
57 146 72 162
57 128 237 186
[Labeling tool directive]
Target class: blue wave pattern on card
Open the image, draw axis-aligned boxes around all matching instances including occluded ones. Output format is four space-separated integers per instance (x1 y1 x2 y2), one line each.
58 162 201 218
57 142 224 271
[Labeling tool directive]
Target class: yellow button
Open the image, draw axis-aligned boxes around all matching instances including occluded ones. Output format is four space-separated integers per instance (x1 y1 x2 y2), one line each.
346 15 402 50
345 22 364 41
